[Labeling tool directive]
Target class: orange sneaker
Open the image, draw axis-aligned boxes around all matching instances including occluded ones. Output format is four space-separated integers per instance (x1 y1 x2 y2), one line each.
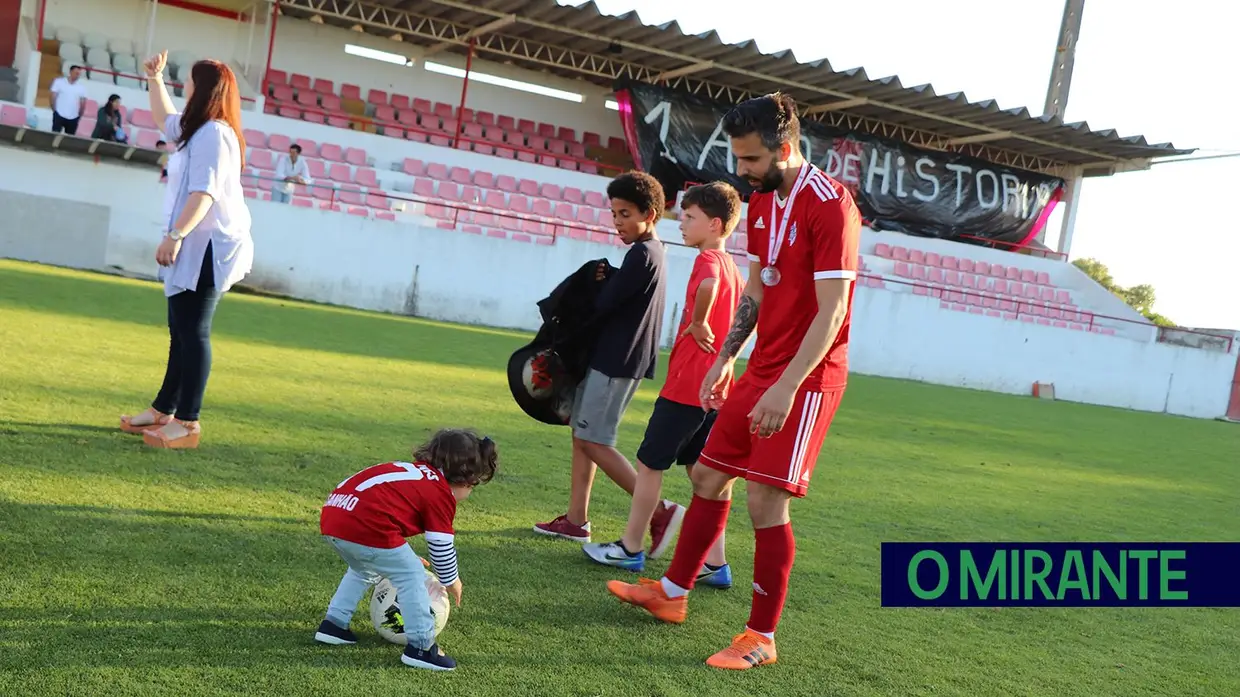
606 578 688 624
705 629 778 670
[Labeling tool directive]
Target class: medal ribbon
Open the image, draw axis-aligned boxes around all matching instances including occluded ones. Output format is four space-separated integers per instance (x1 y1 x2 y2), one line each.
767 163 813 270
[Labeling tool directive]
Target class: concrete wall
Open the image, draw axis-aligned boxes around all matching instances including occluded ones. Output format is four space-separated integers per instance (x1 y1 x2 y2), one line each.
1 144 1235 420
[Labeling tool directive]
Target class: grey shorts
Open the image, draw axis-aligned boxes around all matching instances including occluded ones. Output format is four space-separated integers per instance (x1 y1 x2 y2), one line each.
571 368 640 447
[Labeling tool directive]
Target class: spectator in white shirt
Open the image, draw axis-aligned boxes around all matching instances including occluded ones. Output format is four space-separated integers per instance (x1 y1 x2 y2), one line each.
272 144 310 203
50 66 88 135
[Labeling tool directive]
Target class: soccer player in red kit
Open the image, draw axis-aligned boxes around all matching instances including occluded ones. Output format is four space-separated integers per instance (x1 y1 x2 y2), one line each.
607 92 861 670
315 429 498 671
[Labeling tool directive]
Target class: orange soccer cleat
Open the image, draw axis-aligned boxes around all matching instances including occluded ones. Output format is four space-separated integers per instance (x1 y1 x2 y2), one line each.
606 578 688 624
705 629 778 670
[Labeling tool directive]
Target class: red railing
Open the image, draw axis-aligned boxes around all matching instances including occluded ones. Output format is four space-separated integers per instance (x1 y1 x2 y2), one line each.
956 233 1069 261
866 274 1235 352
262 101 624 175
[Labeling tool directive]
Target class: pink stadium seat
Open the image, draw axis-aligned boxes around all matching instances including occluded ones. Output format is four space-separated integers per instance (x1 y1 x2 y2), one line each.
354 168 378 188
473 171 495 189
136 130 161 149
293 139 317 157
484 191 506 209
243 129 267 148
413 178 436 199
296 91 319 108
958 259 975 273
583 131 602 146
390 94 411 111
1005 266 1021 281
939 256 957 270
894 261 911 278
495 175 518 193
375 211 397 222
319 143 345 162
508 195 531 215
1036 271 1052 285
305 160 326 179
289 73 312 90
576 208 597 226
554 202 575 220
367 192 390 210
1055 290 1071 304
404 129 427 144
266 69 288 85
532 198 554 217
130 109 156 129
518 118 536 134
403 158 425 176
908 249 925 264
249 149 275 170
348 207 369 218
339 189 365 206
340 84 361 100
1020 269 1036 283
974 261 990 276
517 179 539 197
584 191 606 208
557 160 579 172
540 183 562 200
277 106 301 120
912 266 927 281
944 270 960 286
292 197 313 208
1039 287 1056 302
367 89 389 105
375 105 397 123
537 123 556 138
412 98 432 113
961 275 976 290
328 163 352 183
989 264 1006 278
928 267 945 284
992 279 1009 295
344 148 367 166
449 167 471 185
427 163 450 180
516 151 537 164
437 182 462 202
562 187 585 205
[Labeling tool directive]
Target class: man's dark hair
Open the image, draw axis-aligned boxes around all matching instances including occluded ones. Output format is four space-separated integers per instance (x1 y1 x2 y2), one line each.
155 140 166 148
722 92 801 152
289 144 302 154
607 170 666 221
413 428 498 488
70 64 83 72
681 181 742 236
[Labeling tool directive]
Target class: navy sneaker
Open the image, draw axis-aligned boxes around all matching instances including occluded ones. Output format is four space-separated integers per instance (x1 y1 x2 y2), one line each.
697 563 733 589
401 642 457 671
314 619 357 645
583 540 646 572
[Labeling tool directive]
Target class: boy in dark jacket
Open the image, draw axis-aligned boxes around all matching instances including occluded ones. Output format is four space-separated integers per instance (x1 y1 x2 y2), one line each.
534 171 667 543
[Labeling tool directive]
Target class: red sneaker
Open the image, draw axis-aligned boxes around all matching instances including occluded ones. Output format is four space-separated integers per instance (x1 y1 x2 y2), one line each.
533 514 592 542
648 500 686 559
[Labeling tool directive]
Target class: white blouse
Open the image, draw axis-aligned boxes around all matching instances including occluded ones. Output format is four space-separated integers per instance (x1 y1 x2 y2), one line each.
160 114 254 297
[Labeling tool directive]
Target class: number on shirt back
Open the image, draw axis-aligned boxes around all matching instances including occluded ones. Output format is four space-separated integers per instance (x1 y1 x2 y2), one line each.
346 461 439 492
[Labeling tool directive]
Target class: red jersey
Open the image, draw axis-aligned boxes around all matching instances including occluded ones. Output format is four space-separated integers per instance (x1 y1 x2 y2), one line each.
744 165 861 390
319 461 457 549
661 249 744 406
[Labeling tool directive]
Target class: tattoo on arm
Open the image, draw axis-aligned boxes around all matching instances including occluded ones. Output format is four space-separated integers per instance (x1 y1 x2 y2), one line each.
721 294 759 359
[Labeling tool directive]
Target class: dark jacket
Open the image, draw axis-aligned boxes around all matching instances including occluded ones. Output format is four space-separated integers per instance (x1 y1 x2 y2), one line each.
588 237 666 380
91 106 123 141
507 259 616 425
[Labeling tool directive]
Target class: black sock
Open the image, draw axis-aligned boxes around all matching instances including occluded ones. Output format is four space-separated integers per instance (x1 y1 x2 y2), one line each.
704 562 723 571
617 540 640 556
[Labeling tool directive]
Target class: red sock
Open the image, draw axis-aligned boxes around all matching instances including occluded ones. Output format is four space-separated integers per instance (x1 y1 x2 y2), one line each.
664 495 731 591
747 523 795 635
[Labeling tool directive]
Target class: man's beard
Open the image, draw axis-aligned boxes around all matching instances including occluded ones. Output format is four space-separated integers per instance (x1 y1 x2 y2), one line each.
751 164 785 194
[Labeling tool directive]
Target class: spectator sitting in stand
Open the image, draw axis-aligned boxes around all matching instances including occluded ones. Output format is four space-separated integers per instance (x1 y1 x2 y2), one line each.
272 144 310 203
91 94 128 143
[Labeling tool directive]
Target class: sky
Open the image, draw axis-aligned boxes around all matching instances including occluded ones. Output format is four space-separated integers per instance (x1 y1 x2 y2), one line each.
573 0 1239 330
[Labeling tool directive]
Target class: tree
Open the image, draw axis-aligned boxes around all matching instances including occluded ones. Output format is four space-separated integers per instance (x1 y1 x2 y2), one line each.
1072 258 1174 326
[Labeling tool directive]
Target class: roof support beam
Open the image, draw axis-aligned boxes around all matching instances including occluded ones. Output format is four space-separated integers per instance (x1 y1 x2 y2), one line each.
418 0 1122 164
654 61 713 82
944 131 1014 146
804 97 868 114
421 14 516 58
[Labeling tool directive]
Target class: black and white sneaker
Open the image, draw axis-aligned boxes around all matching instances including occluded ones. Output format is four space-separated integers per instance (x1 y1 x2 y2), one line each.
401 642 457 671
314 619 358 645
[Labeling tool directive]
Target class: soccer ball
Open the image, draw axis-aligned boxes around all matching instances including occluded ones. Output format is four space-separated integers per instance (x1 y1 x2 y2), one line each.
522 351 556 399
369 573 451 645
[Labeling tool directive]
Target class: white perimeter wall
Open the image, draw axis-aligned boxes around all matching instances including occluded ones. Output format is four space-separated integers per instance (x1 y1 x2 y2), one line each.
2 145 1235 421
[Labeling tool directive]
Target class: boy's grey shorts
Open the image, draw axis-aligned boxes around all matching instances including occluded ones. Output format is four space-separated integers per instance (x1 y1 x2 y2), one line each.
570 368 640 447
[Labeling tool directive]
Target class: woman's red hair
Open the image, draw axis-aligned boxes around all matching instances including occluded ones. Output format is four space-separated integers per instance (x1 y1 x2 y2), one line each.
177 59 246 170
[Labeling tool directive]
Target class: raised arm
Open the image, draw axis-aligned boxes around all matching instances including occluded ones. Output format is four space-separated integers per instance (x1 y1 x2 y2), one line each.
699 262 762 409
143 51 177 131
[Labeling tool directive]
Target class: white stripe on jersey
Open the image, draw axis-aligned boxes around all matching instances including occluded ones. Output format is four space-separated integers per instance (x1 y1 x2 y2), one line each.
806 172 839 202
787 392 823 484
814 270 857 280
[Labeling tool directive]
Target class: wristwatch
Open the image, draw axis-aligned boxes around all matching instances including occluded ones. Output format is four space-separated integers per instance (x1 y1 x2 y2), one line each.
166 228 188 241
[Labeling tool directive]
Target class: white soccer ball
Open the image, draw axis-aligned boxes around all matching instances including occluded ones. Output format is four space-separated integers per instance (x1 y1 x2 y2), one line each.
369 572 451 645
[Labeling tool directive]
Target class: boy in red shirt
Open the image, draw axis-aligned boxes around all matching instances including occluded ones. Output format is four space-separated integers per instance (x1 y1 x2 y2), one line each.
315 429 499 672
583 182 744 585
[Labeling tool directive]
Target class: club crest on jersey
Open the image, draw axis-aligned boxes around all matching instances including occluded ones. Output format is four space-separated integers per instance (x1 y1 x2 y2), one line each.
789 222 797 247
754 216 766 229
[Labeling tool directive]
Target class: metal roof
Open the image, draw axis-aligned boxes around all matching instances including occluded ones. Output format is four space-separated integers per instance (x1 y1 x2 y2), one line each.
276 0 1193 176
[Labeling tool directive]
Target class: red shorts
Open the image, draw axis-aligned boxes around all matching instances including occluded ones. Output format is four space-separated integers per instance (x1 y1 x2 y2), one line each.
698 377 844 498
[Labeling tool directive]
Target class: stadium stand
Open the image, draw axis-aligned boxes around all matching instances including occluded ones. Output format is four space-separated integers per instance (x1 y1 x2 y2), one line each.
4 0 1226 350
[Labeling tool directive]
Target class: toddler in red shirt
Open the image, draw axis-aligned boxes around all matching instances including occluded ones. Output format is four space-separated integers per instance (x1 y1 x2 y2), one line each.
314 429 498 671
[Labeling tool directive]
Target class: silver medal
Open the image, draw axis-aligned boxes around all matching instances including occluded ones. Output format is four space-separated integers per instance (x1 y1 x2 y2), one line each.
761 266 781 286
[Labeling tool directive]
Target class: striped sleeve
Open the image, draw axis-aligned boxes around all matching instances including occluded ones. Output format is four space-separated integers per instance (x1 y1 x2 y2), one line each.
807 173 860 281
425 531 459 586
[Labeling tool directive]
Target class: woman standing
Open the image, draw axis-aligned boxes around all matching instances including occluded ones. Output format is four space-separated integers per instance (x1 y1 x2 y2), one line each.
119 51 253 449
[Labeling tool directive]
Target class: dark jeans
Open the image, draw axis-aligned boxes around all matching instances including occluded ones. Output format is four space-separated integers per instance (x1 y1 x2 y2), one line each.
51 112 80 135
152 243 221 422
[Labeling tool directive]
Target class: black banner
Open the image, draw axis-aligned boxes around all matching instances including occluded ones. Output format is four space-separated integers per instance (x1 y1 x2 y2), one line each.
619 81 1064 246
